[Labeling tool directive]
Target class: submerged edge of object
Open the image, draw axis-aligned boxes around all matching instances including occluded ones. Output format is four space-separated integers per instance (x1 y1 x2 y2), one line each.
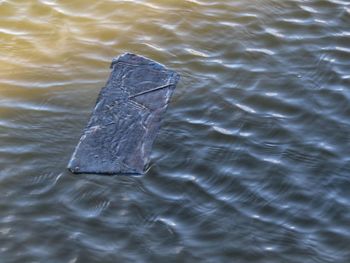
67 53 180 175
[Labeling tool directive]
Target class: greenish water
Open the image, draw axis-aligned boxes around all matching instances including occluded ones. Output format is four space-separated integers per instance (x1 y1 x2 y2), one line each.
1 0 350 262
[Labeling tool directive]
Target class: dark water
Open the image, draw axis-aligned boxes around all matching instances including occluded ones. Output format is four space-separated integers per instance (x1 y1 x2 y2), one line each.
1 0 350 262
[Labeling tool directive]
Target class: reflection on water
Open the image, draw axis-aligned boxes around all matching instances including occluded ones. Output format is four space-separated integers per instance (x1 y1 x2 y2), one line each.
1 0 350 262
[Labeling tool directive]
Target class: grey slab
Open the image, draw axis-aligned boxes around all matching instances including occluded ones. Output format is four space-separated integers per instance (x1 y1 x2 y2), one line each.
68 53 180 175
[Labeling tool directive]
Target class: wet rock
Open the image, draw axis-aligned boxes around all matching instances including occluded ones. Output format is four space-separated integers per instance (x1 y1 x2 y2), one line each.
68 53 180 175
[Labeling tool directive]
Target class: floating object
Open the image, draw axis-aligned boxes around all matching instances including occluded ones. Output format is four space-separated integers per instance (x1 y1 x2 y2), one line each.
68 53 180 175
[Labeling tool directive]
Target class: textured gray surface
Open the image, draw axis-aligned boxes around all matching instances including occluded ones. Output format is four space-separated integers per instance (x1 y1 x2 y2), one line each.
68 53 180 175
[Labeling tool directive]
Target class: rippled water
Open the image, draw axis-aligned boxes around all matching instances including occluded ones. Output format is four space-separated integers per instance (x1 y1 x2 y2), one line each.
1 0 350 262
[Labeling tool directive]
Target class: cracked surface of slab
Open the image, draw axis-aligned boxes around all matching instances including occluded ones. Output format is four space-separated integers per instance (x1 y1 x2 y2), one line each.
68 53 180 175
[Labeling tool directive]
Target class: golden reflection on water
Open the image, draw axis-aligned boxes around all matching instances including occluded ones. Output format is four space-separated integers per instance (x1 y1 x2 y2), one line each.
0 0 221 68
0 0 243 128
0 0 235 99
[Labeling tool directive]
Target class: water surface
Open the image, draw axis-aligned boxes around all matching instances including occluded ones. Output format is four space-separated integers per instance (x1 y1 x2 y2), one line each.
1 0 350 262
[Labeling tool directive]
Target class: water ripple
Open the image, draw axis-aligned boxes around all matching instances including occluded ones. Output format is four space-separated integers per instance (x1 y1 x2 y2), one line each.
1 0 350 262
